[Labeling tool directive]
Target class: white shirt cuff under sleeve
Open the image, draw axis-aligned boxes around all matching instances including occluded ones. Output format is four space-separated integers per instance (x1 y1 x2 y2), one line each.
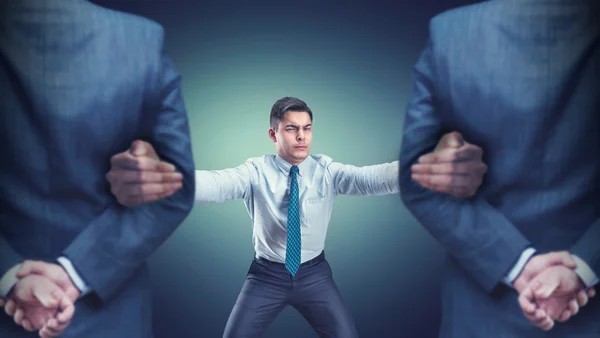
503 247 537 287
0 264 21 298
57 256 91 296
573 255 599 288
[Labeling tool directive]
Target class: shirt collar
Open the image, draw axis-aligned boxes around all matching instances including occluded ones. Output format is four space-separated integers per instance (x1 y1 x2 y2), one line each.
275 154 310 177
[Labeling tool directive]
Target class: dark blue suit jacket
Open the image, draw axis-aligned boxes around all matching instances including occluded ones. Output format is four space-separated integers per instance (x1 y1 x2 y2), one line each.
0 0 195 337
399 0 600 337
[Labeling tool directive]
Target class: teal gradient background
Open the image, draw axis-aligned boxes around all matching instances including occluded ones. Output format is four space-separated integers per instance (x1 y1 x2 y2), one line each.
94 1 477 337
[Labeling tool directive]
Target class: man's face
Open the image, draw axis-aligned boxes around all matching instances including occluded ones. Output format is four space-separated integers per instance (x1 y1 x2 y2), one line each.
269 111 312 165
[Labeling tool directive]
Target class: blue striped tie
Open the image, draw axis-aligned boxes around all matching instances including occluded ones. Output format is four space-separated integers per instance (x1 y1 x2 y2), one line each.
285 165 301 276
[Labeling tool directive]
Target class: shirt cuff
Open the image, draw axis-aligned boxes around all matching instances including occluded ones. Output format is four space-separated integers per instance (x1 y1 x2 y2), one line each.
0 264 21 298
503 247 537 287
57 256 91 296
572 255 599 288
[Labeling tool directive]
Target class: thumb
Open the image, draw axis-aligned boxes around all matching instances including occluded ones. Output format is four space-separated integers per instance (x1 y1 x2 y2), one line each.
447 132 464 148
534 278 560 299
438 132 464 150
130 140 159 160
33 284 63 308
129 140 149 157
546 251 576 269
16 261 45 278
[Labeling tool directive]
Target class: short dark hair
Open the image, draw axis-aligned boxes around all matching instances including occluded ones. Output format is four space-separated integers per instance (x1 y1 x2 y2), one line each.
270 97 313 130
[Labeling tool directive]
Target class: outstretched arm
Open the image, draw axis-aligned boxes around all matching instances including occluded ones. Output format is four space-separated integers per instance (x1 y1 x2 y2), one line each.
331 130 487 198
107 145 255 204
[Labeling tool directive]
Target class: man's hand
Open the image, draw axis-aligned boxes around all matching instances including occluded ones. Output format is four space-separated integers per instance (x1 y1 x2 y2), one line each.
512 252 577 293
514 252 594 331
411 131 488 198
3 274 74 338
16 261 81 302
5 260 80 337
107 140 182 207
530 265 594 319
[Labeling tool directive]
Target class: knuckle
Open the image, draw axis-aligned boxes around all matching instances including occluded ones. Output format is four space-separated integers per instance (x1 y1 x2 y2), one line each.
448 162 457 173
137 170 145 183
448 175 457 186
449 151 459 162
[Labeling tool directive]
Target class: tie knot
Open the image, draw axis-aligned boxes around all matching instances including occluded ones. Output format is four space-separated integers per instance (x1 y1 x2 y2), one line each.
290 165 299 175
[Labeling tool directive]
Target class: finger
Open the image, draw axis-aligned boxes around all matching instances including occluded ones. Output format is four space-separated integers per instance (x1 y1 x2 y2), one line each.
140 190 180 203
588 288 596 298
56 296 75 324
41 327 63 338
411 162 488 176
14 307 25 326
412 174 479 195
16 260 47 278
419 144 483 164
414 177 475 198
118 184 182 206
33 284 62 308
527 309 551 328
40 326 55 338
0 298 4 307
107 170 183 184
111 152 175 172
568 298 580 316
536 317 554 331
22 318 35 332
44 318 69 338
42 319 65 338
412 174 454 195
519 287 538 314
5 299 16 316
532 308 548 321
557 309 572 323
129 140 158 159
132 182 182 198
438 131 465 149
545 251 576 269
412 173 470 189
577 289 589 307
534 278 560 299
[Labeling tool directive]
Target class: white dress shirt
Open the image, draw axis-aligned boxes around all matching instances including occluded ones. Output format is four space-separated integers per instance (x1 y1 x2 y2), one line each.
3 154 596 297
195 154 400 263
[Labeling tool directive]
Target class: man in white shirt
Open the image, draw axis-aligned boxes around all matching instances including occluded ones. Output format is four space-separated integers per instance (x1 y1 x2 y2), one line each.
92 96 489 337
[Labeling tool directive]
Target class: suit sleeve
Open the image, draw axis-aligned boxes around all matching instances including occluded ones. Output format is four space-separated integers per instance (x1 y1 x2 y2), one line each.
0 234 22 278
399 32 531 293
571 218 600 284
0 234 23 296
62 28 195 303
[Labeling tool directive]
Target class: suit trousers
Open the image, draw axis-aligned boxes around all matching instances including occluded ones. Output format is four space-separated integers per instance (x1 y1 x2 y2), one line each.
223 251 358 338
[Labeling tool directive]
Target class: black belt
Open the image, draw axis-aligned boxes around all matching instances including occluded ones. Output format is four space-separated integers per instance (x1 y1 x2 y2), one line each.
255 250 325 267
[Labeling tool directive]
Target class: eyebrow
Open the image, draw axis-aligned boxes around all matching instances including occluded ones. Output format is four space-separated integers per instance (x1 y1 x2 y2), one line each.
284 124 312 128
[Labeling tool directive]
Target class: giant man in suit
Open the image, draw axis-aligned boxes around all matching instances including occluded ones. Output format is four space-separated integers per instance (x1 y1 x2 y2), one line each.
400 0 600 336
0 0 195 337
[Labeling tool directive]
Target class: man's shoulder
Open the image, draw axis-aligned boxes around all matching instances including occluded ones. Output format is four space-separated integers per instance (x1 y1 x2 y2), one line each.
428 1 499 38
242 155 275 170
86 2 164 42
431 1 496 24
309 154 334 168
